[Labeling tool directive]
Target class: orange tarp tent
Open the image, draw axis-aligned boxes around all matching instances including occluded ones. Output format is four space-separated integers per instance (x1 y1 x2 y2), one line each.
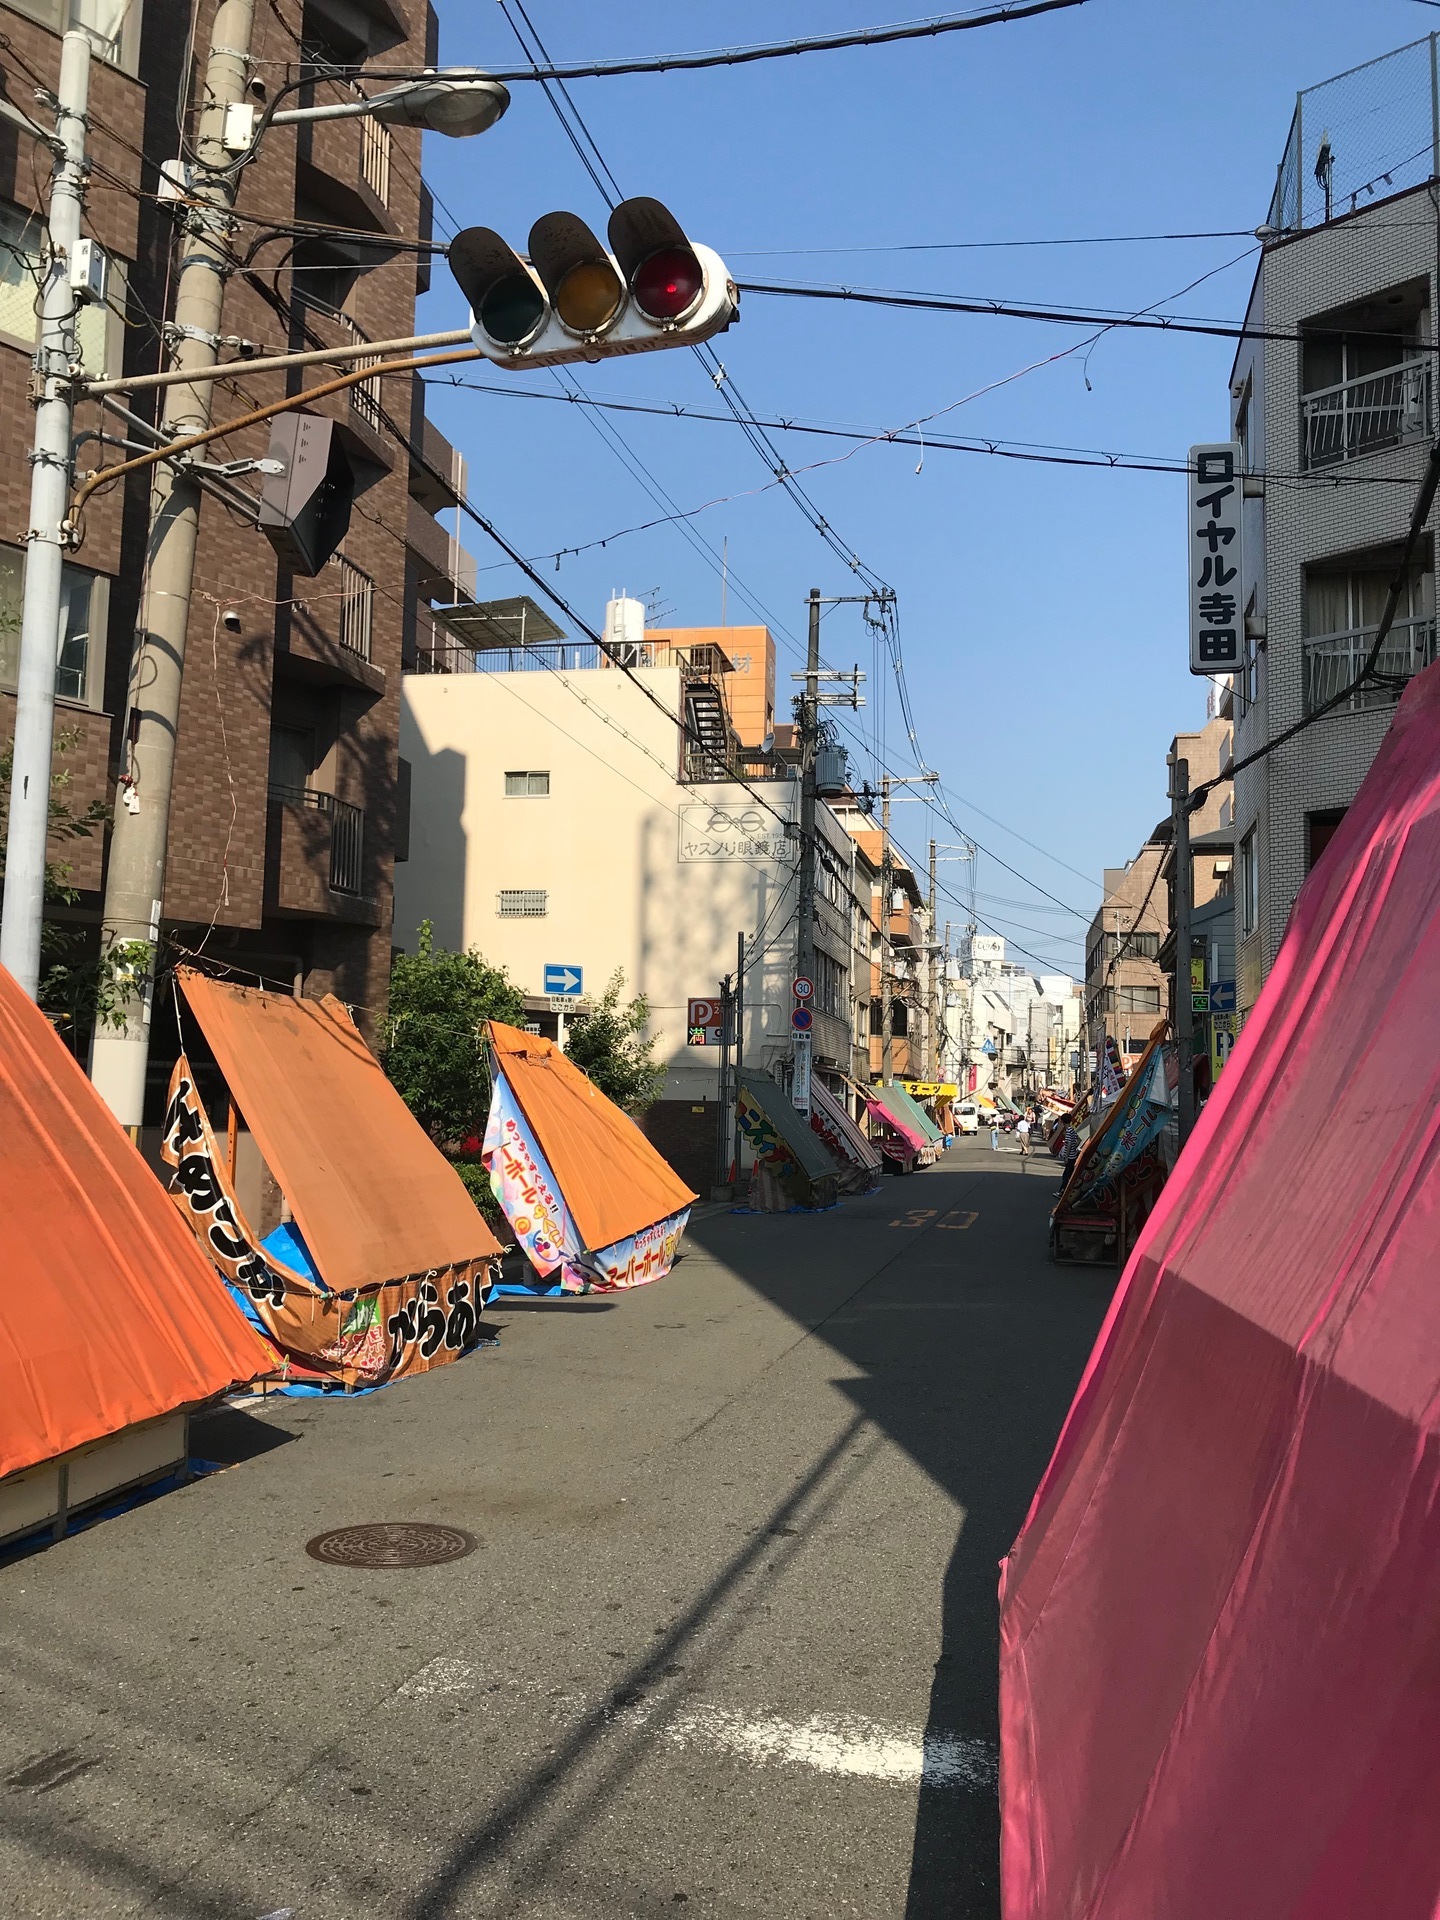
0 963 270 1484
179 969 501 1289
484 1021 695 1291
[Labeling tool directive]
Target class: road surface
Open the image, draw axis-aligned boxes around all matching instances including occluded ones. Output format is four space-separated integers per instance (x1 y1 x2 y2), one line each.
0 1140 1112 1919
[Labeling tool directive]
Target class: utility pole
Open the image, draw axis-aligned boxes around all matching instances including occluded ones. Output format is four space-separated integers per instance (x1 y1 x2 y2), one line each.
795 588 821 997
1169 751 1197 1145
89 0 257 1125
715 969 734 1192
927 836 938 1080
0 32 91 998
881 776 894 1083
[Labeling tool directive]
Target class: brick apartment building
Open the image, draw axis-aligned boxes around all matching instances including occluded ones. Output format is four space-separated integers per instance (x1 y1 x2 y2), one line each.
0 0 469 1109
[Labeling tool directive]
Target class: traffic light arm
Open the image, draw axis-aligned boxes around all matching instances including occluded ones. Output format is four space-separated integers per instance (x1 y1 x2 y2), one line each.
63 342 482 545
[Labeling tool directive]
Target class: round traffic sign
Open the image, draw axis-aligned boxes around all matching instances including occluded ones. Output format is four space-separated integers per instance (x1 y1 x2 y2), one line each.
791 1006 814 1031
792 975 814 1000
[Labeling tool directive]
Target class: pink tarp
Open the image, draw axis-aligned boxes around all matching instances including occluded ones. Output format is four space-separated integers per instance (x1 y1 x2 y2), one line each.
1000 662 1440 1920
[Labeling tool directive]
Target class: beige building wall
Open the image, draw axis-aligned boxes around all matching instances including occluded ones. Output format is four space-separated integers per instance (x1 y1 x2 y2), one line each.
395 665 849 1099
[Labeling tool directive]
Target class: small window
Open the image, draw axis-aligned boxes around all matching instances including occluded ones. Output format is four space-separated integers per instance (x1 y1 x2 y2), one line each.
268 725 315 799
504 770 550 796
0 200 121 374
498 888 547 916
1307 807 1347 873
0 545 105 706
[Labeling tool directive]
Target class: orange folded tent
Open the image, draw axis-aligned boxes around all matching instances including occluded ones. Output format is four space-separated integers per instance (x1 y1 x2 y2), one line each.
0 963 270 1546
164 969 502 1387
483 1021 695 1293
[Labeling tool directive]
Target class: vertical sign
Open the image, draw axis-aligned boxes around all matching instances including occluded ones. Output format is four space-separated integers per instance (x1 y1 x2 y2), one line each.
791 1033 813 1115
1188 443 1243 675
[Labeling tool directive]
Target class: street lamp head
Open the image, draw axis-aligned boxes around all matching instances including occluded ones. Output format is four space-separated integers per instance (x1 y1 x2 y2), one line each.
369 73 511 138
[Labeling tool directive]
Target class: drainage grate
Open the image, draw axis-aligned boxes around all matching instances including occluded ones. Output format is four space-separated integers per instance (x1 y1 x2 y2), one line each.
304 1522 478 1569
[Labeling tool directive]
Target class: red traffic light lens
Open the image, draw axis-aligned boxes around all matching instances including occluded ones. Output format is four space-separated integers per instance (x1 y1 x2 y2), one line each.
631 245 703 323
479 270 546 346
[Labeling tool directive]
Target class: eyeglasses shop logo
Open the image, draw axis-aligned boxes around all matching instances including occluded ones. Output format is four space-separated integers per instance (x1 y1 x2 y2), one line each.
679 801 795 861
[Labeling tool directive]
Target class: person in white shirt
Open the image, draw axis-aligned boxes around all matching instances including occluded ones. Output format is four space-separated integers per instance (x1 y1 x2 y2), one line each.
1016 1116 1031 1159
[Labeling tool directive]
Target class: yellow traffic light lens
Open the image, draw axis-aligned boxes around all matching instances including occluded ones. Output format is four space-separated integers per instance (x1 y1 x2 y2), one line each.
554 258 623 333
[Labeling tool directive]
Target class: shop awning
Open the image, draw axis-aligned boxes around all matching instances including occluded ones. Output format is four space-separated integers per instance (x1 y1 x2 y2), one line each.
1001 662 1440 1919
862 1085 929 1154
485 1022 695 1289
810 1079 883 1193
0 965 269 1481
735 1069 841 1203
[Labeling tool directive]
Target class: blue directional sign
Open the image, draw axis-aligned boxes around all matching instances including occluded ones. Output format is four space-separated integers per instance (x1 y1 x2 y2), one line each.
1211 979 1237 1014
544 964 583 997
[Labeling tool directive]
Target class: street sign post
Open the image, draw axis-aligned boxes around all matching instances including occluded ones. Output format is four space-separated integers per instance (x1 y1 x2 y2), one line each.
1187 443 1244 676
543 964 583 997
1211 979 1237 1014
687 996 723 1046
791 1032 812 1114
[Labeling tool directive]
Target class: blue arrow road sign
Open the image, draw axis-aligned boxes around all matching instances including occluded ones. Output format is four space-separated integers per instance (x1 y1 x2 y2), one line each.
544 964 583 996
1211 979 1237 1014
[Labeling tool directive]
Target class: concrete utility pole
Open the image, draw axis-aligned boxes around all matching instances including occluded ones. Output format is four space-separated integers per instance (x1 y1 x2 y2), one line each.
1169 752 1197 1145
90 0 257 1126
880 776 894 1083
0 31 91 998
795 588 821 996
927 836 938 1079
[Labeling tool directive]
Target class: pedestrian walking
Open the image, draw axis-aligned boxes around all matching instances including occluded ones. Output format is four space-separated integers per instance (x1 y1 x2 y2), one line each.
990 1121 1000 1152
1059 1120 1080 1193
1016 1115 1031 1160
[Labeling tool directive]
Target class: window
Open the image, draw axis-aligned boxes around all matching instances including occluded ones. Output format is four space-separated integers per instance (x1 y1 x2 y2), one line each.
1129 931 1160 960
1307 807 1348 873
0 200 122 376
6 0 139 70
504 770 550 796
268 725 315 798
1303 563 1433 713
1116 986 1161 1015
0 544 105 706
1240 827 1259 937
814 948 845 1019
498 889 547 916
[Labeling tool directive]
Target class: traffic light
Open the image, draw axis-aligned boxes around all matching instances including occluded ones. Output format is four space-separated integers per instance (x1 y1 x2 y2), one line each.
257 413 365 575
449 196 738 369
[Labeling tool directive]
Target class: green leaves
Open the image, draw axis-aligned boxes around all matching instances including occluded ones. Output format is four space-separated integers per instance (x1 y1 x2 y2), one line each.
381 921 526 1149
563 968 667 1114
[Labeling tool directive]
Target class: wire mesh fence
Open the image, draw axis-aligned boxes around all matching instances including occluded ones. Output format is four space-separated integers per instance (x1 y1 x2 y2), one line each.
1267 34 1439 232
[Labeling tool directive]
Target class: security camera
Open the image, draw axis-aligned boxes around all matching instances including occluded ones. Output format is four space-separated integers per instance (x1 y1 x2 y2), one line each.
222 608 241 631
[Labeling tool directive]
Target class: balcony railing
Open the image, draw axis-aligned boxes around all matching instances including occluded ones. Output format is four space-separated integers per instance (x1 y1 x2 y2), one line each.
269 786 366 895
1303 614 1437 713
360 114 391 206
1300 359 1431 470
329 555 373 661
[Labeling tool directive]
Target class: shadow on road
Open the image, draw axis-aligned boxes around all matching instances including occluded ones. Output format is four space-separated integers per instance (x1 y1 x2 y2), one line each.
684 1154 1115 1918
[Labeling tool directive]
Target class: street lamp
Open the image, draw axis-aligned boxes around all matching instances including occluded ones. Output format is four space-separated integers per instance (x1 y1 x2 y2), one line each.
268 71 510 140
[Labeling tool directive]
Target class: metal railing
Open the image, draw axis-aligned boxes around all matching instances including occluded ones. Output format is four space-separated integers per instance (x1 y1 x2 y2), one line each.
1303 613 1437 712
329 554 374 660
1301 359 1431 469
268 786 366 895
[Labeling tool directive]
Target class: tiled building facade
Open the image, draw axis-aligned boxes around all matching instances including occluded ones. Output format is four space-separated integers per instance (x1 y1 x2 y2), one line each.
0 0 469 1101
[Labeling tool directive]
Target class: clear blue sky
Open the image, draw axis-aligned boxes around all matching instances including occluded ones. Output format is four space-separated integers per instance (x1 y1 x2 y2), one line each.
416 0 1433 975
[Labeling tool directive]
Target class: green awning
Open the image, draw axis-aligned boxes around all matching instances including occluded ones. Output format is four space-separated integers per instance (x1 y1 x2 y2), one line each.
882 1081 945 1145
736 1071 842 1183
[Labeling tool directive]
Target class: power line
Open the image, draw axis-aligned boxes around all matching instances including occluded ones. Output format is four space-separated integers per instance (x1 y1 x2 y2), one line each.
361 2 1090 83
731 230 1257 255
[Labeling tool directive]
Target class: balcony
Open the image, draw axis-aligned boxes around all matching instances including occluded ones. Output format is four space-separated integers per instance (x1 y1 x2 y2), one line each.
1300 360 1431 470
1303 614 1438 713
280 557 384 694
266 786 378 925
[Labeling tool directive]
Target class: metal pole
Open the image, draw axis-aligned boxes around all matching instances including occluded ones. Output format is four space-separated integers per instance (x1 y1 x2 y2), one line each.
715 970 733 1190
881 776 893 1083
733 929 745 1180
1170 753 1196 1145
0 32 91 997
81 327 472 399
795 588 820 994
90 0 256 1126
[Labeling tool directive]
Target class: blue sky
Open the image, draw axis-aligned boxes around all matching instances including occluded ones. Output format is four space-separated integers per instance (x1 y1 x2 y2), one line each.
415 0 1434 975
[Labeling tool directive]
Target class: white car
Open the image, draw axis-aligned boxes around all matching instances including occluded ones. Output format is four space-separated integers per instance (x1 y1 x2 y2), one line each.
955 1102 980 1134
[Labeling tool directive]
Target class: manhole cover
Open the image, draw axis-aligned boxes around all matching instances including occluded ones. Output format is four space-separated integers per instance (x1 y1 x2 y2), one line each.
304 1522 478 1569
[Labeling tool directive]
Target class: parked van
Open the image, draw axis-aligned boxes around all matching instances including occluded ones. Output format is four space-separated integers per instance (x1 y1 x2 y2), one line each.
955 1102 980 1134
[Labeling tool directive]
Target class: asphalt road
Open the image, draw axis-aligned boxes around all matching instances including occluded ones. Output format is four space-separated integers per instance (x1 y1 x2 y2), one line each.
0 1140 1113 1920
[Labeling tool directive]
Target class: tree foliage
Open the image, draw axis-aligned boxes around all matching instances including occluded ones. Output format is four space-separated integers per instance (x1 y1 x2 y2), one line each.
381 921 525 1148
563 968 667 1113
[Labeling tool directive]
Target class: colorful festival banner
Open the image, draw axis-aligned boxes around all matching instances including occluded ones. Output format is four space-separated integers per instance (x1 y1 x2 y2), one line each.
1069 1045 1174 1214
161 1058 493 1387
483 1067 690 1292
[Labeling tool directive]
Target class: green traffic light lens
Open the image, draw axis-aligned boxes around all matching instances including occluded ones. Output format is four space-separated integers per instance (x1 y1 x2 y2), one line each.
479 270 546 346
554 258 624 333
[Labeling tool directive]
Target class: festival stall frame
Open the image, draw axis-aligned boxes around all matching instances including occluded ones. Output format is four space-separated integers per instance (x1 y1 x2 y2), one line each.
485 1021 696 1293
808 1078 883 1196
163 970 503 1389
1050 1021 1173 1266
883 1080 946 1151
858 1080 935 1174
0 965 271 1550
733 1068 841 1211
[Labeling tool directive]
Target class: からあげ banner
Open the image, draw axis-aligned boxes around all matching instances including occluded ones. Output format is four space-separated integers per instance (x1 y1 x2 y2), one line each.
161 1058 494 1387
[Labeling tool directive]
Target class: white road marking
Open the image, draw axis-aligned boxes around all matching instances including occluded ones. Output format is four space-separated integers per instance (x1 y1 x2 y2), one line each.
394 1657 477 1699
657 1706 996 1791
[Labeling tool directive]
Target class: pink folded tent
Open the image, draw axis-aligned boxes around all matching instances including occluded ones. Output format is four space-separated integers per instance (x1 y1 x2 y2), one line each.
1000 662 1440 1920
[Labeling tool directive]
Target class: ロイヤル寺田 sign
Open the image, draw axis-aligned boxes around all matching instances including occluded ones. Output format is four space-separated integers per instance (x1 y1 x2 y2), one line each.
1188 443 1243 676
